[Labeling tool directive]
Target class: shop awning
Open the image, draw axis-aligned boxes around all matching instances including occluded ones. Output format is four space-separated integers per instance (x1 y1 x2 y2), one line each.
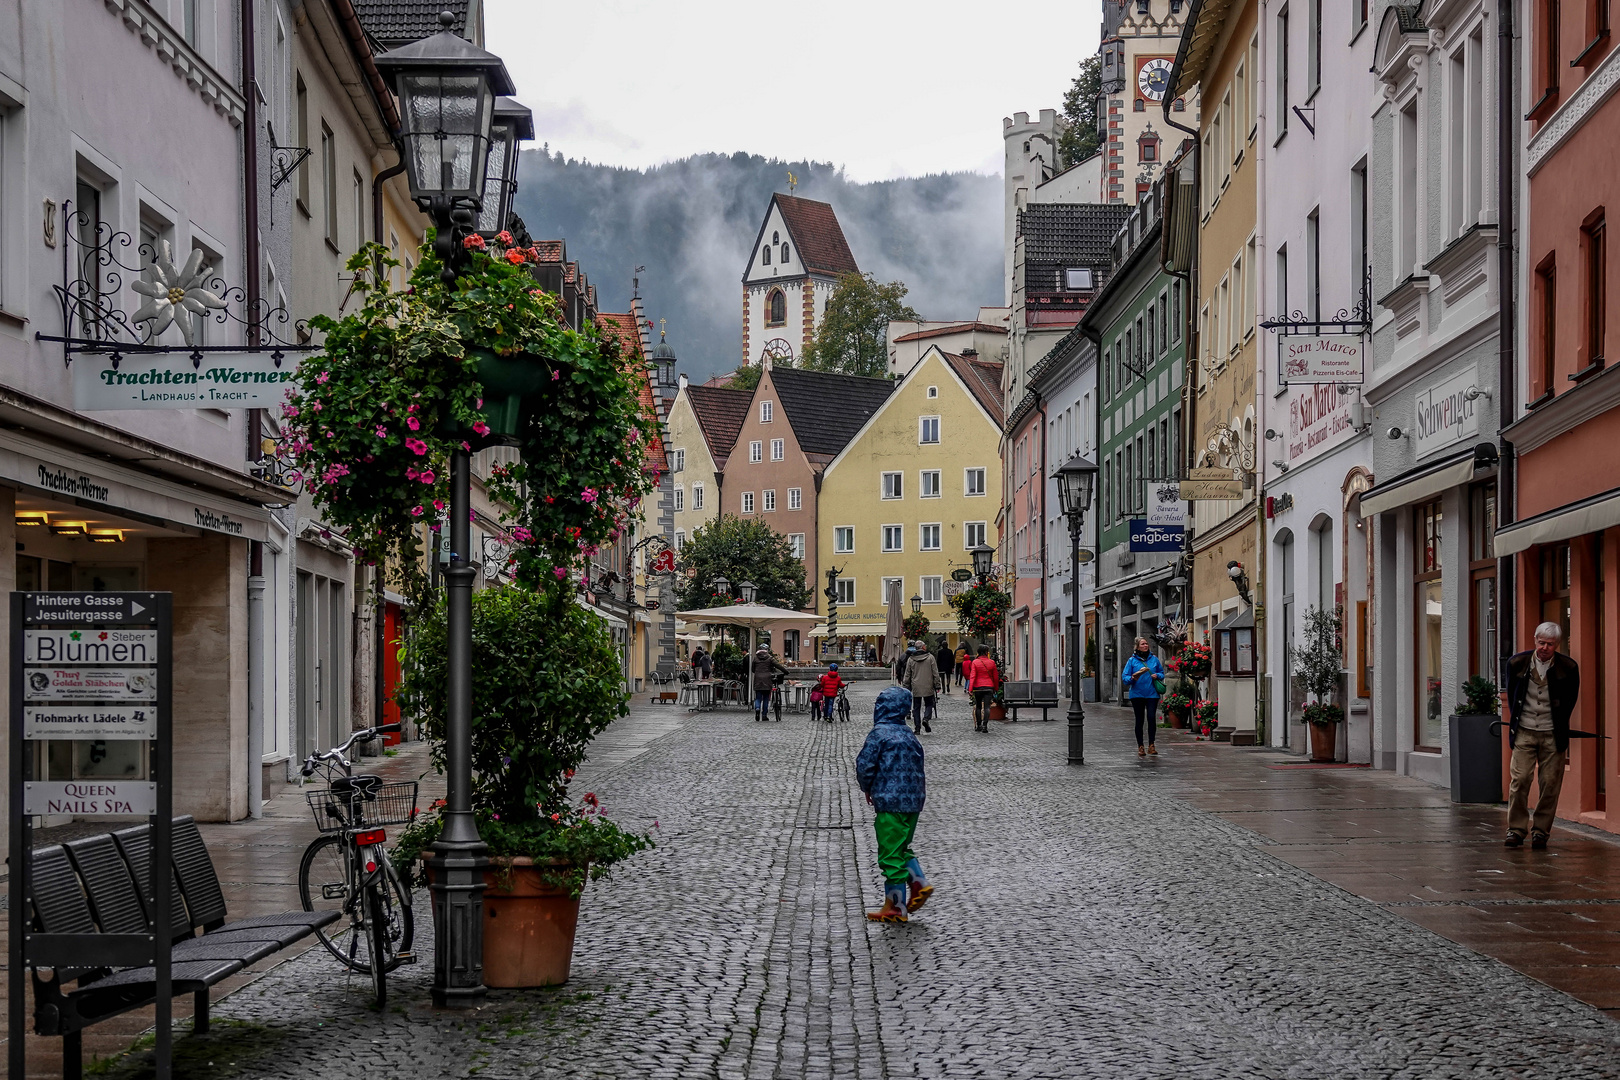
1358 449 1477 517
575 597 627 630
1494 486 1620 556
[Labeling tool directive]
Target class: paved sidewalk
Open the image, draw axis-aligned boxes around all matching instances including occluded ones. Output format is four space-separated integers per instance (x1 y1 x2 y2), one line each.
26 689 1620 1077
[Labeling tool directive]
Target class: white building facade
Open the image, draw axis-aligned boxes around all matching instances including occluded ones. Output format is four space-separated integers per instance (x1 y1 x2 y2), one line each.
741 193 858 368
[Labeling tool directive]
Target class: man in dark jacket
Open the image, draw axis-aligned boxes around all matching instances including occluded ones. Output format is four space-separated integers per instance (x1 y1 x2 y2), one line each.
750 646 786 721
855 686 932 922
1503 622 1580 849
936 643 954 695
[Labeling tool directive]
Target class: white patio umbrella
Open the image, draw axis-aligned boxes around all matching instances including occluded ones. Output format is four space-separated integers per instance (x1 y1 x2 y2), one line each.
674 602 821 706
884 579 904 674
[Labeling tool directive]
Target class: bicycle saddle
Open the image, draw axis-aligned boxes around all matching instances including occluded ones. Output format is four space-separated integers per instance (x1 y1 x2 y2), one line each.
330 774 384 798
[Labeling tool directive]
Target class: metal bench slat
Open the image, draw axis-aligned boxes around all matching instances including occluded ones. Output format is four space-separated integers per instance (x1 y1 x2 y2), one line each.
64 835 149 936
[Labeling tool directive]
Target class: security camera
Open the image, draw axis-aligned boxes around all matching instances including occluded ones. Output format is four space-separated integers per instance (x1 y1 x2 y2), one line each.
1272 460 1290 473
1387 426 1406 440
1264 428 1281 441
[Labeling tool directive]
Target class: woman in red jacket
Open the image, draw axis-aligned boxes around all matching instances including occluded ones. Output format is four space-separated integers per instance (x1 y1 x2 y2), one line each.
968 646 1000 733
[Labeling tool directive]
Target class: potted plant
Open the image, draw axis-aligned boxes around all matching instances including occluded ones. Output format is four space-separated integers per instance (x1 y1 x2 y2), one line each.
1450 674 1503 802
902 611 931 641
1191 699 1220 739
1294 605 1345 763
394 583 655 987
1161 688 1194 728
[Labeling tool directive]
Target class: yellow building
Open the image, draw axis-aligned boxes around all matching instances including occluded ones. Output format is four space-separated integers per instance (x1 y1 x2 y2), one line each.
1168 0 1262 732
816 347 1004 660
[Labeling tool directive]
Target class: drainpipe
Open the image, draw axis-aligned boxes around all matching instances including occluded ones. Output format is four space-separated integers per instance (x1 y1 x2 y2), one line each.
242 0 265 816
1037 396 1048 681
369 158 404 732
1495 0 1518 680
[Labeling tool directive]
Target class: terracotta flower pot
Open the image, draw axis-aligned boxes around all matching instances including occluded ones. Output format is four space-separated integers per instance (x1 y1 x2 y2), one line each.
988 704 1007 722
1166 709 1187 729
482 858 582 988
1307 721 1338 763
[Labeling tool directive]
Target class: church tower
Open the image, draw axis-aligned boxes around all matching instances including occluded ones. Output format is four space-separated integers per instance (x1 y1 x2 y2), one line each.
741 193 859 368
1098 0 1199 205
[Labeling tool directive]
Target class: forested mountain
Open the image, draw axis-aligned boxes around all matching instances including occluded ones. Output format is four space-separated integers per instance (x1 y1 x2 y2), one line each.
511 150 1003 382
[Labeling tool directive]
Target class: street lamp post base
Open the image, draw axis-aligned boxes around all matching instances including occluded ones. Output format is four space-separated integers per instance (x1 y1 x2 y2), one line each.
1067 706 1085 765
427 835 490 1008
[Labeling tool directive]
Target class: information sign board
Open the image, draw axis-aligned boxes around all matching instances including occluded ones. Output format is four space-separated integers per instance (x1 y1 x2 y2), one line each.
24 781 157 816
24 704 156 740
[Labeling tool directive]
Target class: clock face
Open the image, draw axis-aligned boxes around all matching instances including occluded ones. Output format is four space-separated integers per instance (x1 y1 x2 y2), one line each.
1138 57 1174 102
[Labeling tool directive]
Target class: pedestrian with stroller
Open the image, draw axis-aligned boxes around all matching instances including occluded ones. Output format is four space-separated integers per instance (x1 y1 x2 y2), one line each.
816 663 847 722
1121 637 1167 756
856 686 933 923
968 645 1000 732
902 639 939 733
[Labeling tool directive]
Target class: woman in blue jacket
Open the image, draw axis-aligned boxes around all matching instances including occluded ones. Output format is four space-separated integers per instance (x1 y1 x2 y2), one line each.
1121 637 1167 757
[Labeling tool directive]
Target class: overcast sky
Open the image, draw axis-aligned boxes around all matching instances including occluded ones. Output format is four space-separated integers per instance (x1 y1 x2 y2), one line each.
486 1 1103 182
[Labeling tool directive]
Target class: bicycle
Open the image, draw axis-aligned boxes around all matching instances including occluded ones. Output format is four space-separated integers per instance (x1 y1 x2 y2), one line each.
768 674 785 722
836 686 851 723
297 723 416 1008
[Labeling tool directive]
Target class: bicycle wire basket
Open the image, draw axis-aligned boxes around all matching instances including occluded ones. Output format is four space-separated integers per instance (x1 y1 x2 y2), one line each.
306 779 420 833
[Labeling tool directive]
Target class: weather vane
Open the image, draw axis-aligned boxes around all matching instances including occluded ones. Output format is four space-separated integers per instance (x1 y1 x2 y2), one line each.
659 317 667 340
787 171 798 194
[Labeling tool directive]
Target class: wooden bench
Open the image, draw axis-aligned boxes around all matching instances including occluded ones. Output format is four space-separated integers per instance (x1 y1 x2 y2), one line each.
27 815 339 1080
1003 680 1061 722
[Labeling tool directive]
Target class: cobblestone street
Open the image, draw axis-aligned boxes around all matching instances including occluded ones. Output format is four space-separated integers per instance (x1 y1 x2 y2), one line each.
92 686 1620 1078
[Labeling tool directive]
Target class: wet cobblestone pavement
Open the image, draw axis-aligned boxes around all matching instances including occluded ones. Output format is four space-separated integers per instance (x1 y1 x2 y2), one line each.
93 687 1620 1078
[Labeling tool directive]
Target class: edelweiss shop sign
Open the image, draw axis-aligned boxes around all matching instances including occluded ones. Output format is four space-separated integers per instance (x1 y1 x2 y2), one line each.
74 351 301 411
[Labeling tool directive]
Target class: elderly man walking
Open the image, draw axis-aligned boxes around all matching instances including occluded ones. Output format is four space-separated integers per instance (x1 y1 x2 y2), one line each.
1504 622 1580 850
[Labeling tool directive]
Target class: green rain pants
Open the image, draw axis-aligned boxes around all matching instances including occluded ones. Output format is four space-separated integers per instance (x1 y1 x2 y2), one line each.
874 811 920 884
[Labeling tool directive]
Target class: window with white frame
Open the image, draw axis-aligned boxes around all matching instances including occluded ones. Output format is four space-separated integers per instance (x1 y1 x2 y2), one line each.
674 486 685 512
770 438 784 461
834 526 855 553
763 489 776 512
965 521 987 548
965 467 986 496
674 529 686 550
741 491 755 513
321 122 338 248
835 578 856 605
1398 96 1419 279
920 524 941 551
921 576 943 604
1248 35 1260 137
927 386 938 398
881 576 903 604
1447 29 1486 239
919 416 940 444
1277 5 1290 137
883 525 903 552
1308 0 1321 96
921 470 941 498
760 400 774 422
693 482 704 510
789 533 805 559
788 487 802 510
672 448 685 472
882 472 903 499
749 440 762 463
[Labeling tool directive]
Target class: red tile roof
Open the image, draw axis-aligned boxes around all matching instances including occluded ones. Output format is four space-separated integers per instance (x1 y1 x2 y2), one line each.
595 312 666 469
533 240 564 263
942 351 1005 427
892 322 1010 344
775 195 859 276
685 385 754 467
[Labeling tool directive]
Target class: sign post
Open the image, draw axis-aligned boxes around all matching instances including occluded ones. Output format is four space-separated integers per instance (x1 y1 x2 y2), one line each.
9 592 172 1079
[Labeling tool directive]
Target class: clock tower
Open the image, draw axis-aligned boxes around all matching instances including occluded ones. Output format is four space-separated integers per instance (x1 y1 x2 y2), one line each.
1096 0 1200 205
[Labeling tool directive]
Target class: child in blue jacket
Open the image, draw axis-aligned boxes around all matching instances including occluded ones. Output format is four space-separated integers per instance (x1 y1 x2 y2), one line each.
855 686 932 922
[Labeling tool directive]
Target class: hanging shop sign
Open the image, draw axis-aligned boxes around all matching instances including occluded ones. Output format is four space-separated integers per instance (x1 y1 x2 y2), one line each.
951 568 974 583
1286 382 1355 465
1017 560 1044 579
1413 366 1483 459
1180 479 1245 500
73 352 302 411
1129 520 1184 552
1280 334 1364 384
1147 485 1186 527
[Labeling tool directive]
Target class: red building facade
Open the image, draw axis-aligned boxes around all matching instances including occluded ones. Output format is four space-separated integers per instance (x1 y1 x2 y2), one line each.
1497 1 1619 832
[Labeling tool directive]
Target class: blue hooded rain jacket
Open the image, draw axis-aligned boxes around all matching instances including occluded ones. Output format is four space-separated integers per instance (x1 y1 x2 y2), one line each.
855 686 927 814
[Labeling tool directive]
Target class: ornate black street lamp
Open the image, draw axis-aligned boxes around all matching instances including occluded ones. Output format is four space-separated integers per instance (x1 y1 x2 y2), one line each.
476 97 535 238
970 544 994 585
374 14 516 1010
1053 453 1098 766
738 580 758 604
911 593 922 615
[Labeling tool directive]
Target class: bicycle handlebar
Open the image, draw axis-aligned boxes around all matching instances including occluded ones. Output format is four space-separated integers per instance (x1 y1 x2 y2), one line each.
299 723 403 776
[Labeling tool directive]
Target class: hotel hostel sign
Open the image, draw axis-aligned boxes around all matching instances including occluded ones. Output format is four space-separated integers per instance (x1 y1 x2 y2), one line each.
1413 367 1482 458
73 351 301 411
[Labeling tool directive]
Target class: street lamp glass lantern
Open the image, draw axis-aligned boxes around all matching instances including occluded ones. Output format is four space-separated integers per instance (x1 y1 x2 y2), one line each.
475 97 534 236
738 580 757 603
713 575 730 599
1053 453 1098 519
374 16 516 205
970 544 994 579
911 594 922 614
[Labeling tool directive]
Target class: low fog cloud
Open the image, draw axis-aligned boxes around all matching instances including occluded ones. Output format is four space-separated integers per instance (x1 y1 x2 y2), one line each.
512 150 1003 384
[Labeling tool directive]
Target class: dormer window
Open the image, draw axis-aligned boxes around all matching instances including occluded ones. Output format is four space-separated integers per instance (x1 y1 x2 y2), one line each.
1065 268 1095 291
762 245 771 266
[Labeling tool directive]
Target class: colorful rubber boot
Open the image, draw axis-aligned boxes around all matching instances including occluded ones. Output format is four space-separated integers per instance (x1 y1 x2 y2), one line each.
865 883 908 923
904 858 933 912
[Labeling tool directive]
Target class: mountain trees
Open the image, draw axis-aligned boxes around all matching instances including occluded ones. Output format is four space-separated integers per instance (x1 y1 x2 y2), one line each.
800 272 918 379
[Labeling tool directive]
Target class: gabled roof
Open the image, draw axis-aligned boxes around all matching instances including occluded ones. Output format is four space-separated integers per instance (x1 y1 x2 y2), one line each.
533 240 564 263
1019 204 1132 267
941 351 1006 428
772 195 859 277
685 385 753 466
352 1 471 49
768 368 894 458
595 313 665 469
892 322 1009 344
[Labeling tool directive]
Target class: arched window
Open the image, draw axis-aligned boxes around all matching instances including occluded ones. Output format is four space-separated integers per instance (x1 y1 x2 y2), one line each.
772 231 779 243
762 245 771 266
1134 97 1146 112
1173 97 1186 112
781 243 790 263
768 289 786 326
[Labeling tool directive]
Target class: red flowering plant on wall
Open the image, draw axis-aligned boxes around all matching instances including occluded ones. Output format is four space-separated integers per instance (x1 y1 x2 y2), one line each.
902 612 931 640
1169 637 1213 682
281 233 658 602
951 581 1012 641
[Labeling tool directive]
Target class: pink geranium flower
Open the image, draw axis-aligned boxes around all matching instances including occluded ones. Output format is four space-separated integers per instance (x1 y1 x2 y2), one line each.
581 488 598 504
463 233 486 250
410 505 424 516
